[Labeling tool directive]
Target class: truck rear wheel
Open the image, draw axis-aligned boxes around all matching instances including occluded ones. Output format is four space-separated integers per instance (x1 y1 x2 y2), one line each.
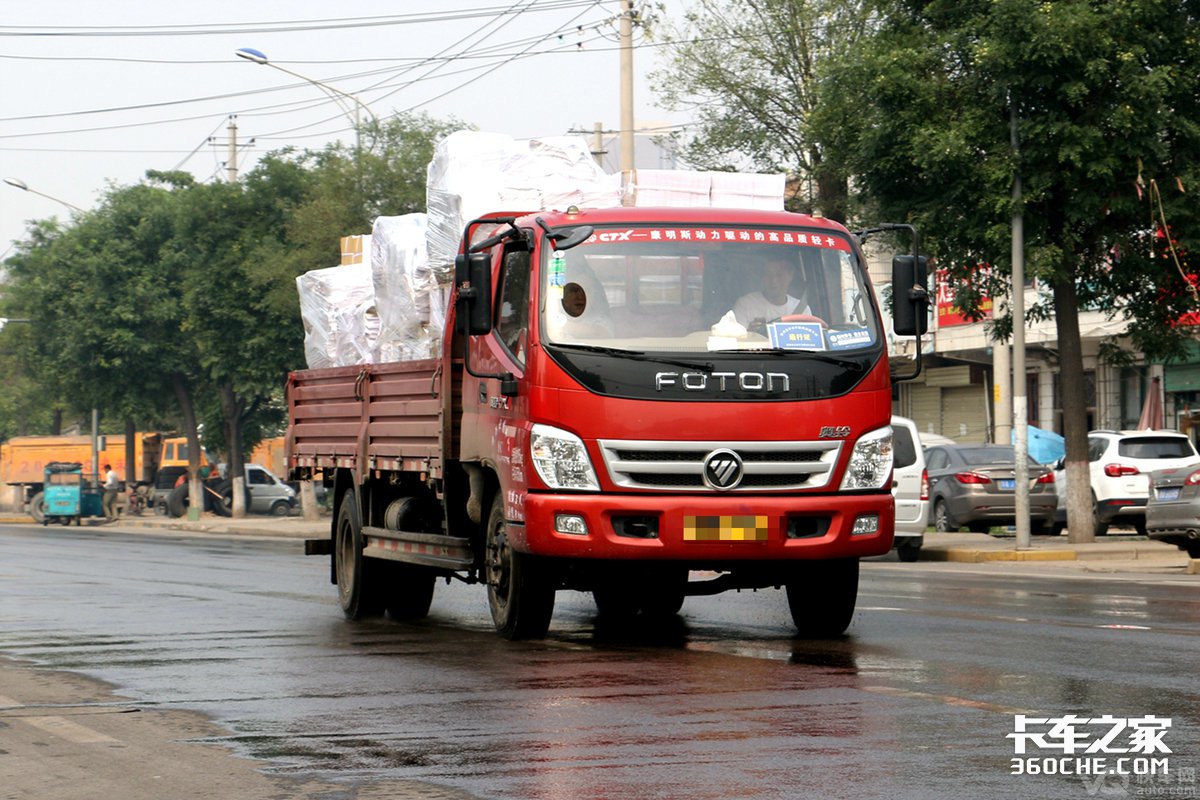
485 495 555 640
335 493 384 619
785 558 859 638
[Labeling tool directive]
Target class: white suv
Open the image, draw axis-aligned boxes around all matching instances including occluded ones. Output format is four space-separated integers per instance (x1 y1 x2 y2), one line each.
891 416 928 561
1085 430 1200 535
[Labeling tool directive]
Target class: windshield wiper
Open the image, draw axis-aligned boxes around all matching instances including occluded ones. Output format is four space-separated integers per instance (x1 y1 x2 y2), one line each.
549 342 711 372
746 348 867 371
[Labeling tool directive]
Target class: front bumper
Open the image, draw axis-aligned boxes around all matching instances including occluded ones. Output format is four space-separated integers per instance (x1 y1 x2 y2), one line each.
514 492 894 561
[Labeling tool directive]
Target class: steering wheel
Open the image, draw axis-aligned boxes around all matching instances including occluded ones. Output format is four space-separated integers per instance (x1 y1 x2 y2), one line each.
770 313 827 327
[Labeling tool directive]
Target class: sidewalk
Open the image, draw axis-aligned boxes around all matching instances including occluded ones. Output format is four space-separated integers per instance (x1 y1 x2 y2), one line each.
2 511 1197 574
0 511 328 540
918 530 1200 574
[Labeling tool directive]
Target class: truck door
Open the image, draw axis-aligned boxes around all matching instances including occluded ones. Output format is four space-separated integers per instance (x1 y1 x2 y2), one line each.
462 243 531 520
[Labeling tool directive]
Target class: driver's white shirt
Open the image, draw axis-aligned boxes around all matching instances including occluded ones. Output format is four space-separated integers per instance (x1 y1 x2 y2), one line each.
732 292 809 327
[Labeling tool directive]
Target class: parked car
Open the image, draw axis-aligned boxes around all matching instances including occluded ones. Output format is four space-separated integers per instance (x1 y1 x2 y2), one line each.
925 444 1057 533
1143 466 1200 557
216 464 298 516
1056 430 1200 536
891 416 928 562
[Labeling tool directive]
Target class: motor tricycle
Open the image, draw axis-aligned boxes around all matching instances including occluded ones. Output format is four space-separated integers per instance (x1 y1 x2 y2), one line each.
41 461 103 526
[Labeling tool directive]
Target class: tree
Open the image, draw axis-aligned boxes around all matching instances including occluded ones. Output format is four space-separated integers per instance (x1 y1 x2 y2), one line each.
815 0 1200 541
651 0 873 220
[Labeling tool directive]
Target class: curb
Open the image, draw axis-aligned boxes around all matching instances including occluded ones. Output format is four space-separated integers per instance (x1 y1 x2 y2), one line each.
922 548 1076 563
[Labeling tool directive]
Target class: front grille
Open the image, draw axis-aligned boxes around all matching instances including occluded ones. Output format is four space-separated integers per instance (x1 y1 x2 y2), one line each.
598 439 841 492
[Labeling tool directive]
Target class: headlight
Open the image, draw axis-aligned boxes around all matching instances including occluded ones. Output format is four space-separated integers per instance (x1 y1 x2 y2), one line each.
530 424 600 491
840 425 893 491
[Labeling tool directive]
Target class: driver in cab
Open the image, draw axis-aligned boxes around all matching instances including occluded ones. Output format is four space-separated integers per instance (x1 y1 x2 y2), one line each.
732 255 812 331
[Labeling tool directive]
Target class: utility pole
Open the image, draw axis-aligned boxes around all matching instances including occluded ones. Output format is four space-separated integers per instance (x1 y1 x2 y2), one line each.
618 0 635 176
1011 104 1031 549
226 116 238 182
592 122 607 168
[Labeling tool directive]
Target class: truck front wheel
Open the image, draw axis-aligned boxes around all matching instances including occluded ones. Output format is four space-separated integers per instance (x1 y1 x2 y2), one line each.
28 491 46 524
485 495 555 640
785 558 859 638
335 493 384 619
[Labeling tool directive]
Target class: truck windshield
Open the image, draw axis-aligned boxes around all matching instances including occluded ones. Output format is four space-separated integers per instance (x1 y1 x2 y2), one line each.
539 224 880 355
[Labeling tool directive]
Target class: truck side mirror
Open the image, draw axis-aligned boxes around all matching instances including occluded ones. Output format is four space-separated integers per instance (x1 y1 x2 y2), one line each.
456 252 493 336
892 255 929 336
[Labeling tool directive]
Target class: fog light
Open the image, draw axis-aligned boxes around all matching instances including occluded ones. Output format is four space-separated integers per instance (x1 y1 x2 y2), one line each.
555 514 588 535
851 515 880 535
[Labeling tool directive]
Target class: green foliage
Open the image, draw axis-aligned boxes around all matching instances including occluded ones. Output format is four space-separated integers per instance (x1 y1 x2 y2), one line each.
0 111 462 470
651 0 874 219
816 0 1200 354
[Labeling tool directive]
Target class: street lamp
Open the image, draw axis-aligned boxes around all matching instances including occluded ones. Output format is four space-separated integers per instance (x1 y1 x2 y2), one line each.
235 48 378 213
3 177 84 213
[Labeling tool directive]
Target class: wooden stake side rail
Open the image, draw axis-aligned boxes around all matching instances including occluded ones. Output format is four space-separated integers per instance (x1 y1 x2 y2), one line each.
287 359 444 480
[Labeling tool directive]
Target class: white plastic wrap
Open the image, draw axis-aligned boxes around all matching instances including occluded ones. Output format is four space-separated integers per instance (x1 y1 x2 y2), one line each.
425 131 622 275
425 131 526 279
710 171 786 210
296 263 376 369
627 169 785 210
627 169 713 207
371 214 433 362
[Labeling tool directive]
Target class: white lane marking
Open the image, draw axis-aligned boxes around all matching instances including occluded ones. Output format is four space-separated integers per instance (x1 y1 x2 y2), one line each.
23 715 120 744
862 684 1034 715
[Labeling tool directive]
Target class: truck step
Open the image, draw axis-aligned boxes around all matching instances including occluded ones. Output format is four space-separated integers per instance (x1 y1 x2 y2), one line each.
362 526 474 571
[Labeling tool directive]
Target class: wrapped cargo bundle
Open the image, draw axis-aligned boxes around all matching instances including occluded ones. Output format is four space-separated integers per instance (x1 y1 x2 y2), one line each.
425 131 529 280
371 214 437 362
517 136 621 212
425 131 621 274
296 263 377 369
626 169 785 210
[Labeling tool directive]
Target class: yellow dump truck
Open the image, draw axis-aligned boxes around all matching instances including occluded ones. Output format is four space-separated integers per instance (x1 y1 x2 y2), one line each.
0 432 219 519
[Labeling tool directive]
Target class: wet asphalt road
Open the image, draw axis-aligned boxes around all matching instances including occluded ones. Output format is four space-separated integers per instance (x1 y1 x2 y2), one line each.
0 524 1197 800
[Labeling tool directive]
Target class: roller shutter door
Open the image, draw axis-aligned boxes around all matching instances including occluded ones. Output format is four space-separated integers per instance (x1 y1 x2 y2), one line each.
941 385 988 443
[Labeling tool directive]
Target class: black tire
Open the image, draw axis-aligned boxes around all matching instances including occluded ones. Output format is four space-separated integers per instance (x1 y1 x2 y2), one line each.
213 479 250 517
167 484 188 518
639 567 688 618
28 491 46 524
592 567 686 619
1186 542 1200 559
1132 519 1147 537
786 558 859 638
485 495 555 639
269 500 292 517
896 540 921 562
933 499 956 533
592 585 642 619
1093 518 1109 537
335 493 385 619
383 563 436 621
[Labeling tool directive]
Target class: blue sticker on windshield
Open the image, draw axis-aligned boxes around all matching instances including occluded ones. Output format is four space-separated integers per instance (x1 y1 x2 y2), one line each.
768 322 826 351
827 328 874 351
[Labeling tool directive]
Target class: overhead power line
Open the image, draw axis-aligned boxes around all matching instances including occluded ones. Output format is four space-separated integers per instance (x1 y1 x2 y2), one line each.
0 1 602 36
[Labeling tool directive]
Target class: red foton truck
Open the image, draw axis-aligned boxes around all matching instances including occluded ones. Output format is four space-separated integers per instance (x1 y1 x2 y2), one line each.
288 207 927 639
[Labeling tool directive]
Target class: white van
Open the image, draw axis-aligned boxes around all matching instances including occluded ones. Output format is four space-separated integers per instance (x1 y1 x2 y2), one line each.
217 464 298 516
891 416 929 561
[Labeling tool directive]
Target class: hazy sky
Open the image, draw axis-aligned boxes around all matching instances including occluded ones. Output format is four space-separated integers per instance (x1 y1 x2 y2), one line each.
0 0 687 254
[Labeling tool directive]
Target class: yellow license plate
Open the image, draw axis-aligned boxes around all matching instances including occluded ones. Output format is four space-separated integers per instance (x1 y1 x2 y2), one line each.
684 515 770 542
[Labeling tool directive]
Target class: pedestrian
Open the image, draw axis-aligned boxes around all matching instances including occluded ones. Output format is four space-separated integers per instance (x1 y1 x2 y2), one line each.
102 463 120 521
